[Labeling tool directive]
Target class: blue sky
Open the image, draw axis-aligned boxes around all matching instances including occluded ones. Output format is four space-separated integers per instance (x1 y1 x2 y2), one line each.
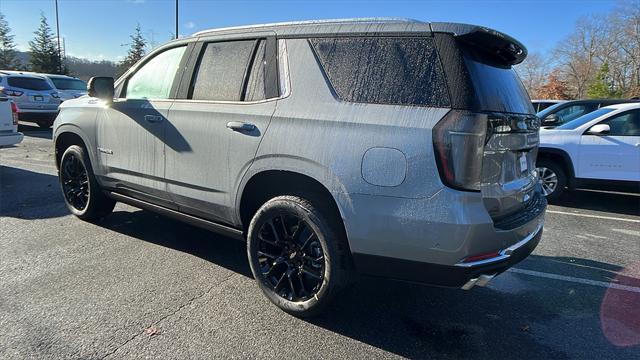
0 0 623 61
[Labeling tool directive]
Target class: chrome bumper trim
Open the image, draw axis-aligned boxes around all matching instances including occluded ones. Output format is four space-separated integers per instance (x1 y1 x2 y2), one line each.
454 221 544 268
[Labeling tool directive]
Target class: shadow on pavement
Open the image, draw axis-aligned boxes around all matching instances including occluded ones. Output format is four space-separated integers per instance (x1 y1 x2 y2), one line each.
92 206 638 359
98 209 252 278
18 123 53 139
0 166 68 219
553 189 640 217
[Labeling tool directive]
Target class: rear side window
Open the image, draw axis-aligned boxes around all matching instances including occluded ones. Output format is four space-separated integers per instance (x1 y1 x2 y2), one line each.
190 40 255 101
244 40 266 102
8 77 52 91
309 37 450 107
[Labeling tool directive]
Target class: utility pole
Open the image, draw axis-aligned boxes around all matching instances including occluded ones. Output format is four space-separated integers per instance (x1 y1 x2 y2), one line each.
175 0 179 39
55 0 62 73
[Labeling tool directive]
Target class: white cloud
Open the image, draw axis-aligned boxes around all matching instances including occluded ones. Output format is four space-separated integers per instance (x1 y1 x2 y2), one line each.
184 21 195 29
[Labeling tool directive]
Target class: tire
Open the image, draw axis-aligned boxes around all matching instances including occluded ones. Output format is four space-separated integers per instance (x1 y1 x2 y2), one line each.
59 145 115 220
247 195 352 317
536 159 567 202
36 120 52 128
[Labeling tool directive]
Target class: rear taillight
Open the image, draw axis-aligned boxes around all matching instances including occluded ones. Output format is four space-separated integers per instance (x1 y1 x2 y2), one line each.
11 102 19 125
0 87 24 97
433 111 488 191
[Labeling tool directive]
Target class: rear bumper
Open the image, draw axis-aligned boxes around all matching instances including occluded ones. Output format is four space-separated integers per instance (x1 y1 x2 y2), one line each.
0 132 24 147
345 187 546 287
353 224 542 287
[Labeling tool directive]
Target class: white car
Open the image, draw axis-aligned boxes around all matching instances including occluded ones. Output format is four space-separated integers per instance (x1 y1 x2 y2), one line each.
537 103 640 200
42 74 88 102
0 95 23 147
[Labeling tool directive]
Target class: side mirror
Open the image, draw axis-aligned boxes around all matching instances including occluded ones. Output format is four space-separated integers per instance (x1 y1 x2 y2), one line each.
542 114 559 125
87 77 114 101
587 124 610 135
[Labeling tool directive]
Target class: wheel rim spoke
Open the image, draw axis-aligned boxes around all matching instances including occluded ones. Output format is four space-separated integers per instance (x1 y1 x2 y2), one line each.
255 211 325 302
61 153 89 211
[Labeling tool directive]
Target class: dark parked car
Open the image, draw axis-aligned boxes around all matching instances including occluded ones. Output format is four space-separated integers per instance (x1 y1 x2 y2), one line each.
531 99 566 112
538 99 640 128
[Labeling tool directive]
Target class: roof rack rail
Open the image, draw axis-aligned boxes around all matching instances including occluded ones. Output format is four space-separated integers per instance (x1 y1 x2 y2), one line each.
193 17 422 36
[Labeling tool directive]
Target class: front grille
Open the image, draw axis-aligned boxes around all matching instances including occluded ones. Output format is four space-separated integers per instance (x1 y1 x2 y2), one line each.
493 192 546 230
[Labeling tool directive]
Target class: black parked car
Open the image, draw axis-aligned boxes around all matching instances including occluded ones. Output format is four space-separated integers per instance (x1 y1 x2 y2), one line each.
537 99 640 128
531 99 565 112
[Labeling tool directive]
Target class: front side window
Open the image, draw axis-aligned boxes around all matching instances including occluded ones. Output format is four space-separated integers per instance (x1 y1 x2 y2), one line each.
598 110 640 136
310 37 450 107
126 46 186 100
189 40 256 101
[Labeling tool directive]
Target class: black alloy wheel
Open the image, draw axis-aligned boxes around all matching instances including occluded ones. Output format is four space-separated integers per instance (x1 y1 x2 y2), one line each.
256 212 325 302
61 152 90 211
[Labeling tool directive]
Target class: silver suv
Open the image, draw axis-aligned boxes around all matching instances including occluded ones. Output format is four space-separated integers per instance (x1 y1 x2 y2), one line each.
0 71 61 128
53 19 546 316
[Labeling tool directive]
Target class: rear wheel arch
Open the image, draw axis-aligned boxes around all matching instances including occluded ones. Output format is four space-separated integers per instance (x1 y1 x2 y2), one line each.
238 170 349 247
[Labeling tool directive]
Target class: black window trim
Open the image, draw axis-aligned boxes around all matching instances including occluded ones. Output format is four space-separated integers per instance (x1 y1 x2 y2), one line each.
117 42 193 101
175 35 281 104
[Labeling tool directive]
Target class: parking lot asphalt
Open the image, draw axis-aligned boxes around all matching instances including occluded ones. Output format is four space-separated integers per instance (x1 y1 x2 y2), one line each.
1 125 639 359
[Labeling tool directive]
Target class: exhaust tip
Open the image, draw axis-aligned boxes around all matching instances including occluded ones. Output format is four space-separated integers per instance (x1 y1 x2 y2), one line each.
461 273 496 290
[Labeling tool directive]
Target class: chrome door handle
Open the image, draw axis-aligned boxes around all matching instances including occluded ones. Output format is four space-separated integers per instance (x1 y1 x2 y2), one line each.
144 115 163 123
226 121 256 132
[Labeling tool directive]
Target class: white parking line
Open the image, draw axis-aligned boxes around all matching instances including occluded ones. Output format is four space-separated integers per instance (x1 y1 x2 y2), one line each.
546 210 640 224
508 268 640 294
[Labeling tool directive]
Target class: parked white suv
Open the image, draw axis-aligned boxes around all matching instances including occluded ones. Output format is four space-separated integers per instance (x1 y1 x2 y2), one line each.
537 103 640 200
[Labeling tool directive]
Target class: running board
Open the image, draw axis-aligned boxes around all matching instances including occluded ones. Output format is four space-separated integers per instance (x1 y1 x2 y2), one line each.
106 191 244 241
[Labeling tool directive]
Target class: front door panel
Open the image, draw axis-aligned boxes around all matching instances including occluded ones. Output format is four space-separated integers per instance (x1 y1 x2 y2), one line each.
96 99 172 202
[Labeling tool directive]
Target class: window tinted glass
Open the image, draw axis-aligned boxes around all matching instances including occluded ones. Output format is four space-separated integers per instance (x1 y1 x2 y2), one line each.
463 49 532 114
554 105 592 124
244 40 266 101
599 110 640 136
8 77 52 90
557 108 614 130
310 37 450 107
537 102 565 118
51 78 87 90
190 40 255 101
126 46 186 99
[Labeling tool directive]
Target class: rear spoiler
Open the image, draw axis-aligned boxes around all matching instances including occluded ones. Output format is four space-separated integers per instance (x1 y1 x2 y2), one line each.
430 22 527 65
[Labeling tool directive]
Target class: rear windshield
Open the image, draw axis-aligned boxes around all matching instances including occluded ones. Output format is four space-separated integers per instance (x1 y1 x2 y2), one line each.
462 48 533 114
7 77 52 91
51 78 87 90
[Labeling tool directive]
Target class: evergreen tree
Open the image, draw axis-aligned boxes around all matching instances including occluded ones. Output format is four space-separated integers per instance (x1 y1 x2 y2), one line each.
120 24 146 73
586 63 621 99
0 12 20 69
29 14 64 74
